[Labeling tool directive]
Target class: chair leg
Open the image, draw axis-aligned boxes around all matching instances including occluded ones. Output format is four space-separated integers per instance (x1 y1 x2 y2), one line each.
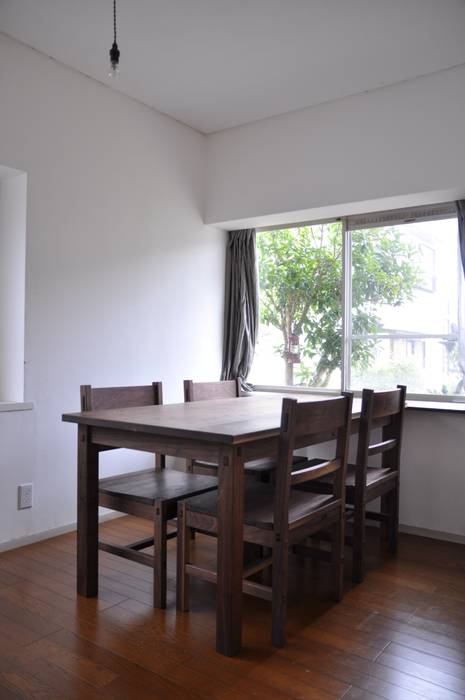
352 501 366 583
383 486 399 555
243 541 255 565
331 517 345 601
155 453 166 471
380 494 389 543
260 545 273 585
185 459 196 541
259 471 271 484
176 501 190 612
271 538 288 648
153 503 167 609
312 532 322 555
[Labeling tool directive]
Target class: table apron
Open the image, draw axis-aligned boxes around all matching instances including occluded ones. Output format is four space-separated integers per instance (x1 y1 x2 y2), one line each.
241 421 362 462
91 426 233 463
89 419 365 466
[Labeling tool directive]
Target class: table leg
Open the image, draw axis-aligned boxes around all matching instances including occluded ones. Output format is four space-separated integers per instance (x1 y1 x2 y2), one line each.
77 425 99 596
216 445 244 656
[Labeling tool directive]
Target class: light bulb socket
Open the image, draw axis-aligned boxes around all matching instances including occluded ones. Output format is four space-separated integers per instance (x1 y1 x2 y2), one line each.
109 41 120 70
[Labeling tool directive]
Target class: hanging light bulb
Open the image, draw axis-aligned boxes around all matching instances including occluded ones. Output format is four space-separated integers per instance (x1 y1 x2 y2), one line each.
108 0 120 77
109 41 120 77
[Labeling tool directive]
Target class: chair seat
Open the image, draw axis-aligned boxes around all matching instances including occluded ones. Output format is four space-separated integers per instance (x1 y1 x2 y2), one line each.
192 454 307 475
346 465 397 488
99 469 218 506
185 482 337 530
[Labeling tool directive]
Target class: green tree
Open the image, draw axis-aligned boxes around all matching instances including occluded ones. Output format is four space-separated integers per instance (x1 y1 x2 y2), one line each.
257 224 421 386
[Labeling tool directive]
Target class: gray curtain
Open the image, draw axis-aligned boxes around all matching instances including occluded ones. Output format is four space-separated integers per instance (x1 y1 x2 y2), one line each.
457 201 465 274
456 201 465 392
221 229 259 390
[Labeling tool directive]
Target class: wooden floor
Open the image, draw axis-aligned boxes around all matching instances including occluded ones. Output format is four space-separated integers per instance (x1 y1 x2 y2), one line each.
0 518 464 699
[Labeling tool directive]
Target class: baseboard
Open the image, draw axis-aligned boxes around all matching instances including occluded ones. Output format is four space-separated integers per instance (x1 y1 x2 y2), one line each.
399 524 465 545
1 515 462 553
0 511 124 553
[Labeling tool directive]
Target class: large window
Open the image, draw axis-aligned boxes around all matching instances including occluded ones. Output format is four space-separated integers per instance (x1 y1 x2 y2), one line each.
250 203 464 400
0 167 27 403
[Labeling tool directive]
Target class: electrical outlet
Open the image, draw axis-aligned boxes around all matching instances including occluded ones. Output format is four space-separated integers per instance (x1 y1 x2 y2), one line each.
18 483 33 509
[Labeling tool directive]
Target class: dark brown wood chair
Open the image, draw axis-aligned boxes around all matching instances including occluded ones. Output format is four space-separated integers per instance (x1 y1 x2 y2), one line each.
303 385 406 583
176 394 353 648
80 382 218 608
183 379 277 478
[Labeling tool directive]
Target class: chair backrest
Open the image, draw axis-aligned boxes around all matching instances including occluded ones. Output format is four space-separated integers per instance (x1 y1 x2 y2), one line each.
183 378 241 403
274 394 353 534
80 382 165 470
80 382 163 412
355 385 406 491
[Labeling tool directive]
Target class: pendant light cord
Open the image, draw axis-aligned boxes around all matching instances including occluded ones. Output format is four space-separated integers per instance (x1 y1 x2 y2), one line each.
109 0 120 74
113 0 117 43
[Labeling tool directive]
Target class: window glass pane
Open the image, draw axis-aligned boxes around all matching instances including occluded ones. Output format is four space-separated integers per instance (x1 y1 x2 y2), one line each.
250 223 342 388
350 217 463 396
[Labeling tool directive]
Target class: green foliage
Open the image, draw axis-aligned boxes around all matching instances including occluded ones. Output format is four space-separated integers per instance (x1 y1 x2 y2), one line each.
257 224 421 386
351 361 423 393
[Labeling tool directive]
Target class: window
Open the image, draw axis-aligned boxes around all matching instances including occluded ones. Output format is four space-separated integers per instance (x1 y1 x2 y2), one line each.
250 202 464 400
252 221 343 389
0 167 27 403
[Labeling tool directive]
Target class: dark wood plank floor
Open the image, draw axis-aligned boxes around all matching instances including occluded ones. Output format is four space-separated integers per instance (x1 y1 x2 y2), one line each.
0 517 464 699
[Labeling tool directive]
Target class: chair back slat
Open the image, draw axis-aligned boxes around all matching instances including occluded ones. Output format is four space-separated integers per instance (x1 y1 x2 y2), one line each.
370 389 403 419
183 379 240 402
290 457 341 486
81 383 162 412
80 382 165 470
367 438 397 457
294 397 351 436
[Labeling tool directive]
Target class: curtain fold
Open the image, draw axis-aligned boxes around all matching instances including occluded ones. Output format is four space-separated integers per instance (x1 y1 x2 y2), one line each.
220 229 258 391
457 201 465 274
455 201 465 393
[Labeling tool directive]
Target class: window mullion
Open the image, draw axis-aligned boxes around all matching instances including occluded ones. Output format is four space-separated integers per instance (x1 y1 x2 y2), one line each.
342 217 352 392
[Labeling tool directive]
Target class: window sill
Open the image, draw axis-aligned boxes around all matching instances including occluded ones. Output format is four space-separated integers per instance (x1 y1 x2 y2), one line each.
253 385 340 396
405 400 465 413
0 401 34 413
253 386 465 413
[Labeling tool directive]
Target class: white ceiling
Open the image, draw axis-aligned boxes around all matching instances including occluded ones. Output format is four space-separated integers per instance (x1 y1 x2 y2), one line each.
1 0 465 133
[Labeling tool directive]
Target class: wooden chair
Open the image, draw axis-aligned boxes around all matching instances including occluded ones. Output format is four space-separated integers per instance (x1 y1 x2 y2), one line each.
176 394 353 648
303 385 406 583
80 382 218 608
183 379 278 478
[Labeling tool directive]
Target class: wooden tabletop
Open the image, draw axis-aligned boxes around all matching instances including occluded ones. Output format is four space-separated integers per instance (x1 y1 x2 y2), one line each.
62 392 362 445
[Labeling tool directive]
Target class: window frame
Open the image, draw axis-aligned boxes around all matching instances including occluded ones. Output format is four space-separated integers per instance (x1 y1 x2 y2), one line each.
254 201 463 404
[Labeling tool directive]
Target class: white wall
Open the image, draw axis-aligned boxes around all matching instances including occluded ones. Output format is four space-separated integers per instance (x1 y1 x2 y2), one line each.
0 408 36 544
206 64 465 227
0 171 27 402
0 33 225 547
400 410 465 539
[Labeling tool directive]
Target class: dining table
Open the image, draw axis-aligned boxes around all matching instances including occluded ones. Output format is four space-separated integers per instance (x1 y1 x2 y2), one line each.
62 391 362 656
